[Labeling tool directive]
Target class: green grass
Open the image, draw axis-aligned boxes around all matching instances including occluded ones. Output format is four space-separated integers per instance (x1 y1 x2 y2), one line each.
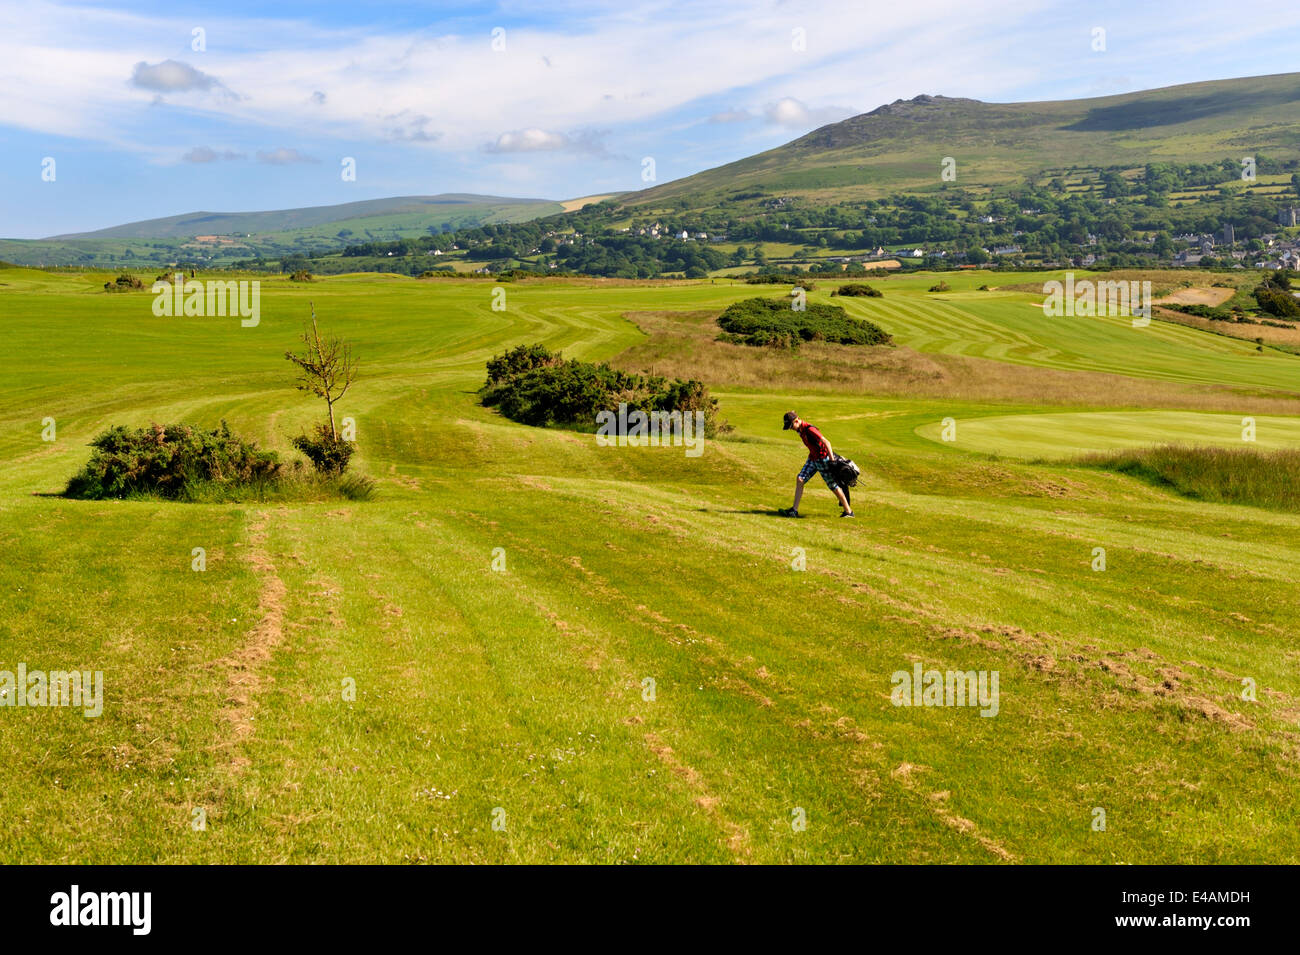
915 410 1300 459
1076 444 1300 512
2 268 1299 863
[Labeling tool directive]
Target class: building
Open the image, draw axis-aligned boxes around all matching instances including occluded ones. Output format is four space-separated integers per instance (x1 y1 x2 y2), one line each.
1223 223 1235 245
1280 208 1298 227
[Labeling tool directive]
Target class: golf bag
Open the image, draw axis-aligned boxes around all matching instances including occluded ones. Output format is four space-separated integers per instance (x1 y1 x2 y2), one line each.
831 454 861 508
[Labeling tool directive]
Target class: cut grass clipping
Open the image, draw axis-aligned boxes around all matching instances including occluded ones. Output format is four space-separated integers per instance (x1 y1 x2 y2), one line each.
717 296 892 348
1076 444 1300 512
63 422 375 502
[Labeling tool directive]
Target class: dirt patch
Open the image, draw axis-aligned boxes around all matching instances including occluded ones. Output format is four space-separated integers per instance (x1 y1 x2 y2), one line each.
1154 287 1235 307
209 510 287 770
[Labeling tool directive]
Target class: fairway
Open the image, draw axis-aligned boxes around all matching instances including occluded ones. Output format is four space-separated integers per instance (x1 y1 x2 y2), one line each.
3 269 1300 865
915 410 1300 459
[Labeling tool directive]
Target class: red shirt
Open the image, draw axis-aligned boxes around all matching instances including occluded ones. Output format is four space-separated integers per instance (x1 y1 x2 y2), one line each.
797 423 831 460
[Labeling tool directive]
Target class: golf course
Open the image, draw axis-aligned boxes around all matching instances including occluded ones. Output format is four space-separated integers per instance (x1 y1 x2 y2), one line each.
2 265 1298 864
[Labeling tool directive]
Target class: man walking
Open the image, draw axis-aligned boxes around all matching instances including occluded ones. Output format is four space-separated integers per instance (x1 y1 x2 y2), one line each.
778 411 854 518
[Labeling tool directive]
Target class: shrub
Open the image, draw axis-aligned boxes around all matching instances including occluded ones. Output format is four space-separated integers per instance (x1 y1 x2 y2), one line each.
292 423 355 474
104 273 143 292
1163 303 1233 320
289 270 314 282
715 297 891 348
1254 285 1300 317
64 422 282 500
480 344 724 436
485 343 563 386
928 281 951 292
833 283 882 297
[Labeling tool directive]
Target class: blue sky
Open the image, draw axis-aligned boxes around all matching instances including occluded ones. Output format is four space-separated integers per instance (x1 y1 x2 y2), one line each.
1 0 1297 238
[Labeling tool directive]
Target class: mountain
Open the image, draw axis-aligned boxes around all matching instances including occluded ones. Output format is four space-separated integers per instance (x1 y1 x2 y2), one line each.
624 72 1300 209
0 194 573 268
48 194 564 240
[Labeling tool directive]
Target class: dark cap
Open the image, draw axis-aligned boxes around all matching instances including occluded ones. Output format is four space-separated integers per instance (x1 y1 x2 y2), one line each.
782 411 798 430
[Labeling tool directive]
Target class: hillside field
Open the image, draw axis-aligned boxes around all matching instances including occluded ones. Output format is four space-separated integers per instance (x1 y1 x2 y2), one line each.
2 267 1298 863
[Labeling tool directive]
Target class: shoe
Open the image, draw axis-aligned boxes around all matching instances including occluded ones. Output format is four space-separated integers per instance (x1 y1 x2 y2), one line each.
778 507 800 518
840 510 855 518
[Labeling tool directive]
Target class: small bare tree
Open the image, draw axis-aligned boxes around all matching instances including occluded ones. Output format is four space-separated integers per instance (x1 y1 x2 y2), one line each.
284 303 357 440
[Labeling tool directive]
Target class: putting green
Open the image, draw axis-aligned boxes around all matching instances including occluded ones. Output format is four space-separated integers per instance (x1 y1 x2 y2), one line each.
915 410 1300 459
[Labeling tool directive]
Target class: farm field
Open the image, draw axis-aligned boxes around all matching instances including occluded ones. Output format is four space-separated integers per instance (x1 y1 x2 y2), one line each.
2 267 1299 863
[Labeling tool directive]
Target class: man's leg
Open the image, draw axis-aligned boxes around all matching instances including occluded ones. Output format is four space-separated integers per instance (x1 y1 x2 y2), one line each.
792 477 805 511
832 485 852 512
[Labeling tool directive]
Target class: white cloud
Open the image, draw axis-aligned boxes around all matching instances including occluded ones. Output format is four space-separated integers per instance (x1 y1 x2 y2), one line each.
483 128 612 156
1 0 1292 169
130 59 219 93
255 147 318 164
763 97 854 128
182 146 245 162
0 0 1052 152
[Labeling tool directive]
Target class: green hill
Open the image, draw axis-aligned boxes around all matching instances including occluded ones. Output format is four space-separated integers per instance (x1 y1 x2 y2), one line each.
0 195 565 269
49 194 562 240
626 72 1300 209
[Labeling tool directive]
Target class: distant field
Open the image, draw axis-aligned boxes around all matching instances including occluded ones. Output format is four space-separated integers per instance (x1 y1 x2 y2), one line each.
3 267 1299 863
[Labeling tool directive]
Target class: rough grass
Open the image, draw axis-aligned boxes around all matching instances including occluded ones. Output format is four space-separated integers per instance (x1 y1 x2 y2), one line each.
153 469 377 503
1076 444 1300 511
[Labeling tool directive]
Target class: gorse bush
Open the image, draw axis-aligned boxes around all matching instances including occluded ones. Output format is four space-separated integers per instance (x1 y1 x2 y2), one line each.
832 283 883 297
484 343 563 386
64 422 282 500
716 297 892 349
103 273 144 292
292 423 355 474
481 343 724 436
63 421 374 501
1076 444 1300 512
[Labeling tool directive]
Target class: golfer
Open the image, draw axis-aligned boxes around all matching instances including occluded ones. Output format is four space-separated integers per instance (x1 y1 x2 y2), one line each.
778 411 854 518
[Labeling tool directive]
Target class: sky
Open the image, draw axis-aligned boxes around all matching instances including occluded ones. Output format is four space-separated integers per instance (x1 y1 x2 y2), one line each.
1 0 1297 238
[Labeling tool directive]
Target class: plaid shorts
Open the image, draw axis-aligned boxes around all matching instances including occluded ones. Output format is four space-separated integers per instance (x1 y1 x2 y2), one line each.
797 456 839 490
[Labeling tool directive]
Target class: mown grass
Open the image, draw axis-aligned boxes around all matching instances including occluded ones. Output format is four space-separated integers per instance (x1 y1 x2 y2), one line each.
1076 444 1300 512
2 269 1299 863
